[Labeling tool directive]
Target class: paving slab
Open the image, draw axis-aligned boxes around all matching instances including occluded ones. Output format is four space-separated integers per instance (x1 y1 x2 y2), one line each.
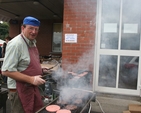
91 95 141 113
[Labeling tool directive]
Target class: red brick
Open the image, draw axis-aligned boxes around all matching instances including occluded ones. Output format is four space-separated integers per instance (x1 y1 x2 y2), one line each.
63 0 96 64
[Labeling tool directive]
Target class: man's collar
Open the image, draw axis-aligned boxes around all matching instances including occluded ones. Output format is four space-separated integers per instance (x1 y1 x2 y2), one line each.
21 33 36 46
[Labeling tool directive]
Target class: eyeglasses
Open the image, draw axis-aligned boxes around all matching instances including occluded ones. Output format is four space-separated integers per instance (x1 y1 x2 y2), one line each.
27 27 39 32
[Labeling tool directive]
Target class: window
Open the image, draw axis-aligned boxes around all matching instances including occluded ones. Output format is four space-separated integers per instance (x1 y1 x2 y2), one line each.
96 0 141 95
52 23 62 52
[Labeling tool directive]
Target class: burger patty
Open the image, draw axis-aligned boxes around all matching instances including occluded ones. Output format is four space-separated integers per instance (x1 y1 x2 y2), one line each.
74 98 82 104
46 105 60 112
65 104 77 110
56 109 71 113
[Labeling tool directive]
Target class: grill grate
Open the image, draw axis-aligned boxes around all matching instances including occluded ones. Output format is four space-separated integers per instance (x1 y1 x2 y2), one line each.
36 93 95 113
36 104 85 113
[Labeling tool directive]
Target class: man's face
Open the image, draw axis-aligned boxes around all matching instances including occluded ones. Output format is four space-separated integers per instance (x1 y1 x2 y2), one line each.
22 25 39 40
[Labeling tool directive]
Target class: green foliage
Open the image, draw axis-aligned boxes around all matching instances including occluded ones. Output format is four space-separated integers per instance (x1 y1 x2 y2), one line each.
0 22 9 40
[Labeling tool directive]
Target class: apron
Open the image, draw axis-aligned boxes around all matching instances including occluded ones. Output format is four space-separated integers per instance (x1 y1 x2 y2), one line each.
16 35 43 113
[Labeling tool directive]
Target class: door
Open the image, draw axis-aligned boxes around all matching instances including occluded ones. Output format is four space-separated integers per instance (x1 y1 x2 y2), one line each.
95 0 141 96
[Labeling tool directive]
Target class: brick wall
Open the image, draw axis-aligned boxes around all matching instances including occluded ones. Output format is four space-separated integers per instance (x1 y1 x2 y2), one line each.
9 19 62 56
37 20 53 56
62 0 97 71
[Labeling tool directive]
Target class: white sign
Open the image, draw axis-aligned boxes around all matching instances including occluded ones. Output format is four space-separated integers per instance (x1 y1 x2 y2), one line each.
123 24 138 33
104 23 117 33
65 34 77 43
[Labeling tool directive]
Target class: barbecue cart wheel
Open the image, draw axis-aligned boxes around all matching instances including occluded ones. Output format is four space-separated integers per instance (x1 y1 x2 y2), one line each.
46 105 60 112
56 109 71 113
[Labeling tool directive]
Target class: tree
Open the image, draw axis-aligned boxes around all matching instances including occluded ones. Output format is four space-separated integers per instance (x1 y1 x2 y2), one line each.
0 22 9 40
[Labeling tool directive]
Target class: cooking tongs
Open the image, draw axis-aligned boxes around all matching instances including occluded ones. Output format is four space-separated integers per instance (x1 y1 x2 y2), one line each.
42 61 59 70
41 74 56 84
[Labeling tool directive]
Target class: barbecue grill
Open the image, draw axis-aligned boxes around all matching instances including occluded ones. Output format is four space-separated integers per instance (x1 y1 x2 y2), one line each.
37 70 95 113
36 91 95 113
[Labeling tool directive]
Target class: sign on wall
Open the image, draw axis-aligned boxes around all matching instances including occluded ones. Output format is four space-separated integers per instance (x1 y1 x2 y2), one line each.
65 34 77 43
103 23 117 33
123 24 138 33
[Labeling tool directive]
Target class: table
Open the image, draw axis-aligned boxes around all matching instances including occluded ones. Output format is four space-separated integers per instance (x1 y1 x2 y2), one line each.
0 88 8 113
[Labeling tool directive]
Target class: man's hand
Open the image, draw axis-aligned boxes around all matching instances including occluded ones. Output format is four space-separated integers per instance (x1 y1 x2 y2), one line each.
32 75 45 85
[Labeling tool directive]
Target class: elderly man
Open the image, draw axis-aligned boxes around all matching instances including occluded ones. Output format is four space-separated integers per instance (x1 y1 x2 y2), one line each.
2 16 46 113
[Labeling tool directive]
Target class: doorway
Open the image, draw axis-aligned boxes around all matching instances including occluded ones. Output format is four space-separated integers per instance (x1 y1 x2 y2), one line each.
95 0 141 96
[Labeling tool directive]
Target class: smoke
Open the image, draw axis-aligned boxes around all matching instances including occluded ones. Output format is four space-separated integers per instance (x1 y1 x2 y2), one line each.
53 0 96 98
57 87 92 106
50 0 96 105
98 55 117 87
51 48 94 106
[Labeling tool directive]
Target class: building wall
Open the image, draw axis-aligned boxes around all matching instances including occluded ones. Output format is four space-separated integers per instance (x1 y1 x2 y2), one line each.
62 0 97 72
9 19 62 56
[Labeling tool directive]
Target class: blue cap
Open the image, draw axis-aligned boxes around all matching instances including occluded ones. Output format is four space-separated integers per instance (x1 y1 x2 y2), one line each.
23 16 40 26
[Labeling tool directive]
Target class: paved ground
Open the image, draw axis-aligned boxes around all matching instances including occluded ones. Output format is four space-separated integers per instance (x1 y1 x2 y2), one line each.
91 93 141 113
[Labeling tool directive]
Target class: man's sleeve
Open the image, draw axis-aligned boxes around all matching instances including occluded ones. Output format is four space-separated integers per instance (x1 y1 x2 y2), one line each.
2 43 20 72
